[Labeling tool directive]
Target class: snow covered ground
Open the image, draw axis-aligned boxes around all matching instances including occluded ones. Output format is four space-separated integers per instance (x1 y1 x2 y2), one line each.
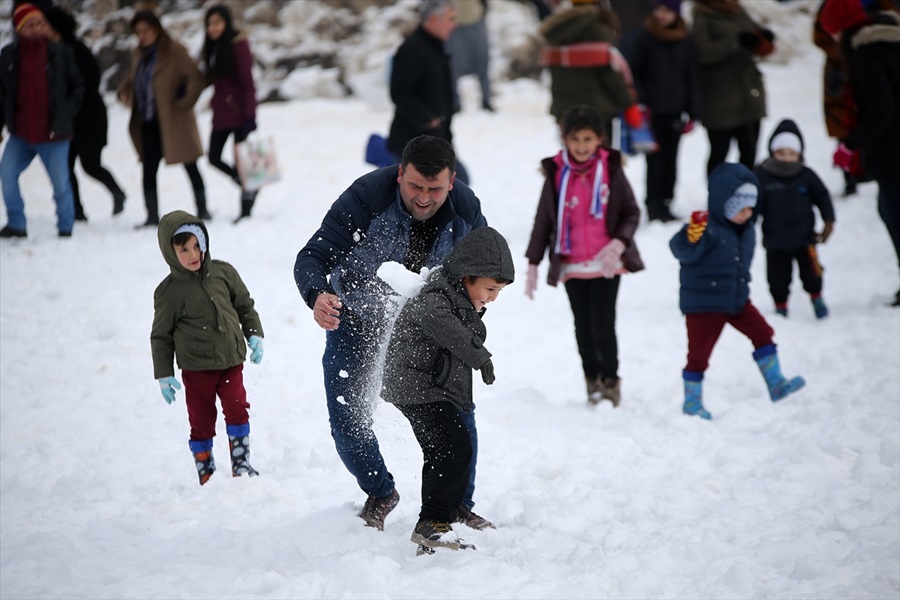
1 6 899 599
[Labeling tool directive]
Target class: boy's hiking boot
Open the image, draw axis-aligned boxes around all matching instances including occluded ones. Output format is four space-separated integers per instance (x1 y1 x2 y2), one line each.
193 450 216 486
457 504 496 530
228 434 259 478
411 519 460 550
359 488 399 530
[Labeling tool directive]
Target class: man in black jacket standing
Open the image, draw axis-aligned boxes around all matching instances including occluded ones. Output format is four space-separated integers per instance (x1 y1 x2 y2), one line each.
0 2 83 238
387 0 469 184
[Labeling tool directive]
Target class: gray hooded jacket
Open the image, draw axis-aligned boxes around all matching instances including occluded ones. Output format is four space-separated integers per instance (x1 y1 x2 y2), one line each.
381 227 515 412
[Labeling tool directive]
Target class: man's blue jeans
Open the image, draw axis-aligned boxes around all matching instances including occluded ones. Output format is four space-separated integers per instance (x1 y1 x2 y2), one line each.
323 315 479 505
1 135 74 233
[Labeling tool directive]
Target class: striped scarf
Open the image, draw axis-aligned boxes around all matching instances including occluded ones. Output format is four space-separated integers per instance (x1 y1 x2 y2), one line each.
554 149 609 255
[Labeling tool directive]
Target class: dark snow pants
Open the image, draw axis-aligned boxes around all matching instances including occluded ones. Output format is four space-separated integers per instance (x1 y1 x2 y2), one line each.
766 246 823 305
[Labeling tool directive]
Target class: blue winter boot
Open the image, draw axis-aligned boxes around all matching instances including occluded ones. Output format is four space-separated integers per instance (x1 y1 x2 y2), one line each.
811 296 829 319
752 344 805 402
682 371 711 419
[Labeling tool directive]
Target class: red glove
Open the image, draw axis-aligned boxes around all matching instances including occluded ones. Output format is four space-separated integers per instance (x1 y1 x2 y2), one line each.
687 210 709 243
682 119 695 134
623 104 643 128
833 143 853 172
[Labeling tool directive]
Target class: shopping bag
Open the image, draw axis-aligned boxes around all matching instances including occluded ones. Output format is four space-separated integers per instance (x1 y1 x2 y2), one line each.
235 135 281 192
618 106 658 156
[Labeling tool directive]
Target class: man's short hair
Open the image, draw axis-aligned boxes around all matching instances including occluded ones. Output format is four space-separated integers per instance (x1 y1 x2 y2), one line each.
417 0 454 22
401 135 456 178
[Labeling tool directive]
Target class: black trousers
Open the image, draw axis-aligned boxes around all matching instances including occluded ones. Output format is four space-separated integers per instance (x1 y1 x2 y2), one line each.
397 402 472 523
766 246 823 305
564 276 621 381
208 127 250 188
141 120 206 219
706 121 760 177
68 138 125 218
646 115 684 206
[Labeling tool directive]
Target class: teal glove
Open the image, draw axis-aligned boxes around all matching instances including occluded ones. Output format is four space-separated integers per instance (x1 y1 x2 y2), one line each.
158 376 181 405
248 335 264 364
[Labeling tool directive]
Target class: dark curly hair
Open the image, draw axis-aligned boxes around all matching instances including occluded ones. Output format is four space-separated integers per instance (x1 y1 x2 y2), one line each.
201 5 239 81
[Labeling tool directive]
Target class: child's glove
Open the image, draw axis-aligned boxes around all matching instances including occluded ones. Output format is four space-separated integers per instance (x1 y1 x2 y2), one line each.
480 359 495 385
525 264 538 299
248 335 264 364
241 118 257 135
738 30 760 49
597 239 625 278
623 104 643 128
816 221 834 244
833 143 854 172
687 211 709 243
158 376 181 405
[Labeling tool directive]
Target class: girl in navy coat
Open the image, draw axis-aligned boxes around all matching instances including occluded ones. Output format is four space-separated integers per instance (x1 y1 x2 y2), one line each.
670 163 804 419
755 119 835 319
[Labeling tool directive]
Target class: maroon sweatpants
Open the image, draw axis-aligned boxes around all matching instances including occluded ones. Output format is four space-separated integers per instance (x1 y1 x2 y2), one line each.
182 364 249 441
684 301 774 373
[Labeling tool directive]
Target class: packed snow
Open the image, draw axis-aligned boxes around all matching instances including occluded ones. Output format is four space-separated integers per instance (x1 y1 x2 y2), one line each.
1 2 898 599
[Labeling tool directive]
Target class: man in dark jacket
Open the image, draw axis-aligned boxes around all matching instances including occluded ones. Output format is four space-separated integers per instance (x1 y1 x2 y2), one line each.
386 0 469 184
0 3 84 238
294 135 491 532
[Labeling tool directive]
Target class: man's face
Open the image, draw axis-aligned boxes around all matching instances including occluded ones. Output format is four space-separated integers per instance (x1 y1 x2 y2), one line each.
397 163 455 221
18 12 47 40
424 6 458 41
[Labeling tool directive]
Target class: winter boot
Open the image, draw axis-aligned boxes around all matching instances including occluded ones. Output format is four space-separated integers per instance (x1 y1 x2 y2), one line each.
456 504 496 530
586 375 603 405
135 189 160 229
752 344 805 402
233 190 257 224
194 185 212 221
682 371 711 419
112 190 126 216
411 519 461 550
599 376 622 407
359 488 400 531
775 302 788 317
189 439 216 485
811 296 829 319
227 424 259 477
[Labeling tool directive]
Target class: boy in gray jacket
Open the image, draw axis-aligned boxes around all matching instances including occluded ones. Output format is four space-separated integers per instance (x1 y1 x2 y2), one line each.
381 226 514 553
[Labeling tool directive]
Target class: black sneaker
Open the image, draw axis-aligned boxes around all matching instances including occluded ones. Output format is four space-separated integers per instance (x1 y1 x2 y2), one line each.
456 504 496 530
358 488 399 530
134 218 159 229
0 226 27 238
58 231 72 238
112 192 126 215
411 519 460 549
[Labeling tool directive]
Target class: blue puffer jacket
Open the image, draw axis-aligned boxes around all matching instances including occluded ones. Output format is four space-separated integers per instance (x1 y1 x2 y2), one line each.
293 166 486 322
670 163 759 315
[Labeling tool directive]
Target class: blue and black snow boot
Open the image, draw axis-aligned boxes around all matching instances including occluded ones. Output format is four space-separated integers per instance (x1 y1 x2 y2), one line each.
227 423 259 478
189 438 216 486
753 344 805 401
682 371 711 419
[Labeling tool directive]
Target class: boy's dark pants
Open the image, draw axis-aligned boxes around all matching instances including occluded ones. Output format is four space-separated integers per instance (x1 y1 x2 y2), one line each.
397 402 473 523
182 364 250 441
564 276 620 381
766 246 823 304
684 301 774 373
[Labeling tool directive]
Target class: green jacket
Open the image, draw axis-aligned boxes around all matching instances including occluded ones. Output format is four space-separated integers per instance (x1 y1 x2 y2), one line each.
691 0 767 130
539 6 633 121
151 211 263 379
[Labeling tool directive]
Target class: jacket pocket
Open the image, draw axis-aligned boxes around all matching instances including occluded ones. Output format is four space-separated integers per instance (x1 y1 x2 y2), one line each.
433 348 452 389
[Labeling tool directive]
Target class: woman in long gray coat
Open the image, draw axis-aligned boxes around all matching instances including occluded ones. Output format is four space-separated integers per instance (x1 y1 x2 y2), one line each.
381 226 514 551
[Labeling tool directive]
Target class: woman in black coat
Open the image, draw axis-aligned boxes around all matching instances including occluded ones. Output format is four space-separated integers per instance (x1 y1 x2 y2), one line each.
45 6 126 221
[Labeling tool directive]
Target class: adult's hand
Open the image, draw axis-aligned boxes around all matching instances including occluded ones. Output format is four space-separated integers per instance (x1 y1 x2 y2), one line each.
313 293 342 331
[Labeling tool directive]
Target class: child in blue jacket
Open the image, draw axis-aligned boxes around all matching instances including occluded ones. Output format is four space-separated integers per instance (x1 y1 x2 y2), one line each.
670 163 805 419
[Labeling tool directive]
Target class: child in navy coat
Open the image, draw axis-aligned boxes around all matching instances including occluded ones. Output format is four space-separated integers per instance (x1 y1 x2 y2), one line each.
670 163 805 420
755 119 836 318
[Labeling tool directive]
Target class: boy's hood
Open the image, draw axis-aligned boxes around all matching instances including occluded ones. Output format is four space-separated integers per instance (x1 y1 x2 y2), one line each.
158 211 211 274
767 118 805 158
708 163 760 223
444 227 516 284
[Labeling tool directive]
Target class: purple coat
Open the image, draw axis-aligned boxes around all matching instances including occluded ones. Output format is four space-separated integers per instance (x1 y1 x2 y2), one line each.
209 35 256 131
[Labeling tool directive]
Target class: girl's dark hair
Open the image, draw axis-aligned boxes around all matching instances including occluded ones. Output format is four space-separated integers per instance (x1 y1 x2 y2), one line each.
130 9 165 36
560 105 607 139
202 5 239 80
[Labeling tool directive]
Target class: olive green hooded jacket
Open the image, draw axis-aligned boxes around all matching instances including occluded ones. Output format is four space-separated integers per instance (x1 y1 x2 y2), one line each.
150 211 263 379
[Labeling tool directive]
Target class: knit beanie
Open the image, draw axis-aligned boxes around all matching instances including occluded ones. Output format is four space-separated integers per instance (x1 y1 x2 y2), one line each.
13 3 42 32
769 131 802 155
723 183 758 220
653 0 683 13
173 224 207 253
820 0 870 35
